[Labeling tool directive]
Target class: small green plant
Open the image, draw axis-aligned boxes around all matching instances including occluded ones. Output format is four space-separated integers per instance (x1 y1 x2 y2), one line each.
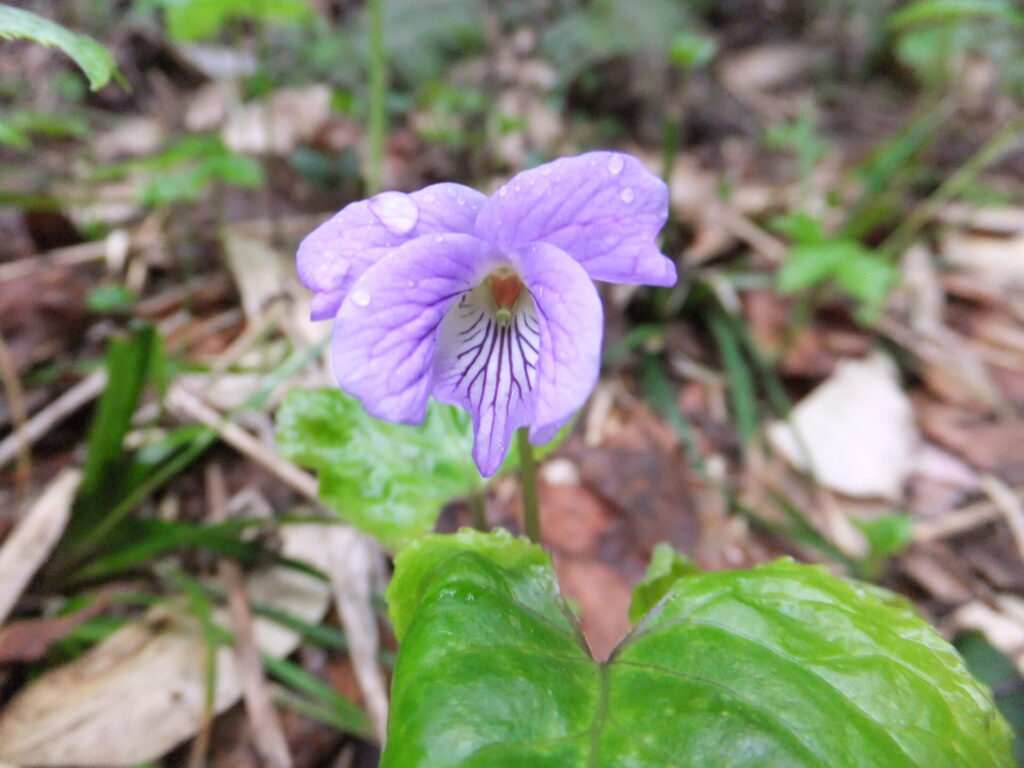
139 0 313 43
889 0 1024 97
94 135 263 206
773 212 898 324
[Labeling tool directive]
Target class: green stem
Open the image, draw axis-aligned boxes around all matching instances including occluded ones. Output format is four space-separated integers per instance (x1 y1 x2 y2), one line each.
469 489 487 531
516 428 541 544
366 0 386 195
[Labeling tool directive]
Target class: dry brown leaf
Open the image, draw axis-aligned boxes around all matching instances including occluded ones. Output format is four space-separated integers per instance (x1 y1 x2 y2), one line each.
322 528 389 745
0 525 338 767
768 353 918 500
0 470 79 625
954 596 1024 674
0 588 118 664
942 229 1024 289
221 230 329 348
221 86 331 155
918 399 1024 485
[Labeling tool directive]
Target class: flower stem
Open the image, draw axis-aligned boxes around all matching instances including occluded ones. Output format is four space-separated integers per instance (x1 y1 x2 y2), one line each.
516 427 541 544
469 489 487 531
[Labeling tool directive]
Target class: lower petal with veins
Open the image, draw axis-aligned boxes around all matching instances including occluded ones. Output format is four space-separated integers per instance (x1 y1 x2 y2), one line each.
432 283 540 477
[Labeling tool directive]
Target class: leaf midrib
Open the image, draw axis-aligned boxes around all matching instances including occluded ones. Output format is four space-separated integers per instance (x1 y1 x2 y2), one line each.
586 663 610 768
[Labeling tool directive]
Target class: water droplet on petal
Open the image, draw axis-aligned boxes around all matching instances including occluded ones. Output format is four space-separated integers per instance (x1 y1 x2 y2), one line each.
513 182 522 192
423 191 436 203
620 187 635 204
369 192 418 236
607 155 624 175
499 185 508 196
541 165 552 176
351 289 371 307
456 195 466 206
434 234 445 243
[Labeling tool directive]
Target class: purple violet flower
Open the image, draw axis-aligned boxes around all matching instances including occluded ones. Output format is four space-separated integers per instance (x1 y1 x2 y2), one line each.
297 151 675 476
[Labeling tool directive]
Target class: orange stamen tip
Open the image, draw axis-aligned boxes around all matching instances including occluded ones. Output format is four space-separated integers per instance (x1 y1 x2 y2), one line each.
488 272 523 311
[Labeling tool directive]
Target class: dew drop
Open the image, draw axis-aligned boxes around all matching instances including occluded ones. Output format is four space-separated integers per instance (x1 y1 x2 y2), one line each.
369 192 418 236
351 289 371 307
513 182 522 192
499 185 508 196
541 165 552 176
456 195 466 206
434 234 445 243
607 155 624 175
620 187 635 204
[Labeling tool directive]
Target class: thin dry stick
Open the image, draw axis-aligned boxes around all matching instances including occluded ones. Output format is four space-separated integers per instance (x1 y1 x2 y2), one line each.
0 328 31 494
207 465 292 768
0 240 107 283
980 475 1024 564
166 384 318 500
913 500 1002 543
0 371 107 471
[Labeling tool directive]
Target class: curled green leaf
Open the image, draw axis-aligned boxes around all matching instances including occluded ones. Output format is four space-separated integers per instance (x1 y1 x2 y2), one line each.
0 6 120 91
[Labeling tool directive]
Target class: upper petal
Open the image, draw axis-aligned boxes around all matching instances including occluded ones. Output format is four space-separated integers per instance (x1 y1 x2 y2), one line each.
517 242 603 444
332 233 493 424
474 151 676 287
298 183 487 319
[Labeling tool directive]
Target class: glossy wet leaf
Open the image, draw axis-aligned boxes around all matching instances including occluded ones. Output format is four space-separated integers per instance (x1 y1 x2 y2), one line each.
382 529 1013 767
276 389 482 549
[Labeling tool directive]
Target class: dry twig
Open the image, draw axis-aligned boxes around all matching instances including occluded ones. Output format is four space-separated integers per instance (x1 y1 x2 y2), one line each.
207 464 292 768
0 371 107 471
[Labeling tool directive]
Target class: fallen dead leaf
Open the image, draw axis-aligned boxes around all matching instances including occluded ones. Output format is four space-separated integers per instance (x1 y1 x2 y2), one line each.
917 399 1024 485
954 596 1024 674
322 528 389 745
222 86 331 155
0 587 118 664
942 229 1024 288
0 469 80 625
768 353 919 500
571 399 700 554
0 524 342 766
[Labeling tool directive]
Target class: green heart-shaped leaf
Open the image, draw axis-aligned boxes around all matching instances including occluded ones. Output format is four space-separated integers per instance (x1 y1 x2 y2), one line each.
382 530 1013 767
276 389 482 550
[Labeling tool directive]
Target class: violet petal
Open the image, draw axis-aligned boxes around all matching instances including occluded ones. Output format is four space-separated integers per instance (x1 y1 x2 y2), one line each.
517 242 603 444
332 233 492 424
474 151 676 287
298 183 486 317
